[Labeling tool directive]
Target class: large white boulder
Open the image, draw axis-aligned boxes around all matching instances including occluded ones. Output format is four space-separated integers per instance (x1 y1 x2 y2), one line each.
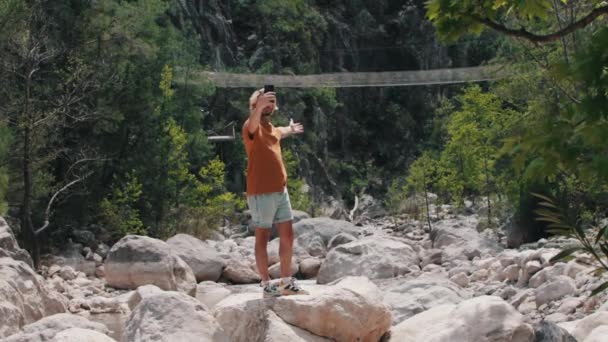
265 310 331 342
380 274 472 324
391 296 534 342
535 275 577 307
568 312 608 341
122 291 228 342
0 257 68 338
166 234 230 282
51 328 117 342
271 277 391 341
583 325 608 342
5 313 110 342
294 218 359 256
213 276 391 342
105 235 196 295
196 281 232 309
213 292 269 341
0 217 33 266
221 256 261 284
431 216 502 261
317 236 418 284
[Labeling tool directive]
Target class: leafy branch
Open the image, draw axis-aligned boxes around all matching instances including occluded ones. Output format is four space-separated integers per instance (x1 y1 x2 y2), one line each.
473 5 608 44
533 192 608 296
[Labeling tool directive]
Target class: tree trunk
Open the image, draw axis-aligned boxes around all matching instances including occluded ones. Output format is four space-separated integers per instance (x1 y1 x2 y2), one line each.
423 169 433 247
483 156 492 226
20 74 40 268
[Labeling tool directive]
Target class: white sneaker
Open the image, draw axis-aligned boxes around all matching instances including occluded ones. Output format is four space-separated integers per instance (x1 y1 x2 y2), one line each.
278 278 309 296
262 281 282 298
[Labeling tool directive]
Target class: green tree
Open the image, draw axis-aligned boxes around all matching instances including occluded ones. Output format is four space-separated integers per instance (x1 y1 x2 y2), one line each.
99 173 146 240
163 157 246 240
436 86 521 206
406 151 437 230
283 149 312 212
0 0 104 265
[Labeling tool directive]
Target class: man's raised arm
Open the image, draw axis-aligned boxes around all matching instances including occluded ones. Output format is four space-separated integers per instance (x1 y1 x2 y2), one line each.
247 90 276 137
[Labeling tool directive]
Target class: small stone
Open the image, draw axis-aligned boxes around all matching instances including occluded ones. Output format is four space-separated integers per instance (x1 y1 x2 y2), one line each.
510 289 534 309
504 264 520 282
529 269 548 288
72 277 93 287
545 312 568 323
558 297 583 314
498 254 517 268
420 249 442 268
495 286 517 300
450 272 469 288
95 265 105 278
583 296 600 314
519 300 537 314
96 243 110 258
470 269 488 282
564 261 587 279
49 276 67 293
92 253 103 266
268 260 298 279
48 264 61 277
535 276 577 307
524 260 542 274
299 258 322 279
422 264 443 273
68 299 84 313
59 266 77 280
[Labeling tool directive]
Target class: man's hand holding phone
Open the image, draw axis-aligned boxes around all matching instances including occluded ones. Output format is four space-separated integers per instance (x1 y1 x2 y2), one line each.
257 91 276 113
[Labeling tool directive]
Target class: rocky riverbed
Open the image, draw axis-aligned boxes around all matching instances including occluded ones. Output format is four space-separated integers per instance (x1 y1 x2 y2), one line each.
1 203 608 341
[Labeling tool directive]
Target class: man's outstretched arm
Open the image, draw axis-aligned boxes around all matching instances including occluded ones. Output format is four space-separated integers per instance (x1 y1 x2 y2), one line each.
277 119 304 139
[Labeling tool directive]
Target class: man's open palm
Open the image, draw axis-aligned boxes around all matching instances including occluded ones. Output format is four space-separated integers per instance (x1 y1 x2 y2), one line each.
290 122 304 134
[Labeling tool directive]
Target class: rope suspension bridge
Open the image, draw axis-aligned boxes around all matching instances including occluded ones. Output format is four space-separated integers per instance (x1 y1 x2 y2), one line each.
188 65 511 141
189 65 508 88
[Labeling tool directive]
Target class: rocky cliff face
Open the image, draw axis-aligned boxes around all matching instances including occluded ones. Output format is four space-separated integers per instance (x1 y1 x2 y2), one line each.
171 0 238 69
172 0 467 73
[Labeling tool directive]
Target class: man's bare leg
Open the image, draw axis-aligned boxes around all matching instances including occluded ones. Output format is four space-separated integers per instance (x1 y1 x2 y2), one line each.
276 220 294 278
276 220 308 295
255 228 271 282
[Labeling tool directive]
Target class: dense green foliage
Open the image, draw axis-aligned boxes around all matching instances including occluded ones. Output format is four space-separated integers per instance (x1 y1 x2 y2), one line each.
0 0 237 254
406 1 608 245
2 0 488 254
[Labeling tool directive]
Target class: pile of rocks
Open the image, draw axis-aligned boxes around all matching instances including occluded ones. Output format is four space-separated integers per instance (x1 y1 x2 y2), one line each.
2 201 608 341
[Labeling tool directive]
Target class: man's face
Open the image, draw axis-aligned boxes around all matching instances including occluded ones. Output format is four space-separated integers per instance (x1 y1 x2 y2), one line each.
262 106 273 116
262 98 277 117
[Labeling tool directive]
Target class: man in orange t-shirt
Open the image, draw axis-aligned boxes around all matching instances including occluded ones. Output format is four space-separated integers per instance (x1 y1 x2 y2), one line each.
243 87 308 298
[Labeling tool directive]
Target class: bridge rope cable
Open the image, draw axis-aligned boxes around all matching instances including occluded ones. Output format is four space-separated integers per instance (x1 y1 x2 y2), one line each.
187 65 510 88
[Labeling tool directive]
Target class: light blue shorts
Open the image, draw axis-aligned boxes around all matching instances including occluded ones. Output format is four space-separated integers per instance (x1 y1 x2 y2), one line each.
247 187 293 228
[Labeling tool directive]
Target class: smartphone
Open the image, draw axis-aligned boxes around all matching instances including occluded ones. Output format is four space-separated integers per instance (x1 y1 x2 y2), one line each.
264 85 275 93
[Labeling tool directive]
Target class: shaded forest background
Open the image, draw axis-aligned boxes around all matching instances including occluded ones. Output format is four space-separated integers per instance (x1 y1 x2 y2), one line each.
0 0 606 265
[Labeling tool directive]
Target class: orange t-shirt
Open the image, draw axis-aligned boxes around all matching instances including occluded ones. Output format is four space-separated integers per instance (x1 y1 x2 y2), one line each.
242 119 287 195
